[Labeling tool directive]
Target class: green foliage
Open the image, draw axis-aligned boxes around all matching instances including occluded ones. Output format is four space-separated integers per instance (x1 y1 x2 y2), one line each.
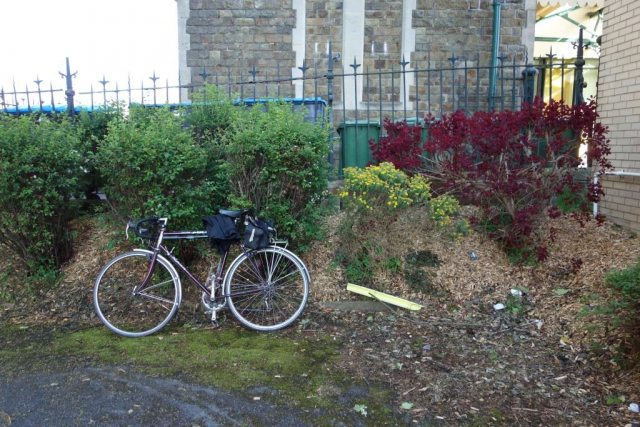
75 107 123 196
190 86 234 135
189 85 239 144
96 106 223 230
606 258 640 301
222 101 331 244
505 247 539 266
344 254 375 284
579 259 640 363
454 218 471 238
0 114 88 273
554 186 584 214
505 295 524 317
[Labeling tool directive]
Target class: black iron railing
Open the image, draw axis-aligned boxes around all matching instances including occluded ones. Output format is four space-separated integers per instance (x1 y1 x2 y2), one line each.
1 32 596 118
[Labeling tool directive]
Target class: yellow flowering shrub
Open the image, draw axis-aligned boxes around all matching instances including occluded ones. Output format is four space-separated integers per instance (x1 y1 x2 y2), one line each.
337 162 468 288
342 162 431 214
429 194 461 227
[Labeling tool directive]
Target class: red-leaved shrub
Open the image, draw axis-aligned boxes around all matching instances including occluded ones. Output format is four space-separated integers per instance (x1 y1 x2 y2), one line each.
370 119 423 172
424 98 611 261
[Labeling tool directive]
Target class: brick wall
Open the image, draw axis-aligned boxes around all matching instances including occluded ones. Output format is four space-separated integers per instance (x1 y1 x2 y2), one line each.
187 0 297 96
597 0 640 232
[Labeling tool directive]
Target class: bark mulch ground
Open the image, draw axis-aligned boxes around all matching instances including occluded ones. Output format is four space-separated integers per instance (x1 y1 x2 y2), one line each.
1 214 640 426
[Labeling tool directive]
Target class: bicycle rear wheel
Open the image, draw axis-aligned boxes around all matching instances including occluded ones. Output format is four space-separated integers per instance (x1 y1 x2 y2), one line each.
224 247 309 331
93 251 181 337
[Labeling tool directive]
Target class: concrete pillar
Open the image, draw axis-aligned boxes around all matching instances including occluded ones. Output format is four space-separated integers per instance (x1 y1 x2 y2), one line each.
292 0 306 99
176 0 191 102
522 0 537 62
342 0 365 110
400 0 417 114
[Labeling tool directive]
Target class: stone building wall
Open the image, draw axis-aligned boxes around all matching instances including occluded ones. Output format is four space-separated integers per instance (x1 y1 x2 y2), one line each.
411 0 534 116
186 0 297 97
597 0 640 233
182 0 535 117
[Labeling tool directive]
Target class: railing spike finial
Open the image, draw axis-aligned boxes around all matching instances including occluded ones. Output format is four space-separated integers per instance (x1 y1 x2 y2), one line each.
298 58 310 74
249 64 259 81
546 46 556 61
149 71 159 105
350 56 361 71
199 67 210 83
400 54 409 69
49 81 55 110
34 76 44 112
448 51 458 66
99 75 110 107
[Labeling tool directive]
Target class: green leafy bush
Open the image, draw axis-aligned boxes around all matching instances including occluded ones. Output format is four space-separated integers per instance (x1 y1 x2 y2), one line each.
578 259 640 364
76 107 123 198
0 114 88 273
222 101 331 245
607 259 640 301
96 106 222 230
189 85 239 144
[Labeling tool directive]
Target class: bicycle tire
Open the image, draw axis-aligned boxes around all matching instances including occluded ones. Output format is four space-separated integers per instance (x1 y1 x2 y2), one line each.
93 251 182 337
224 247 309 331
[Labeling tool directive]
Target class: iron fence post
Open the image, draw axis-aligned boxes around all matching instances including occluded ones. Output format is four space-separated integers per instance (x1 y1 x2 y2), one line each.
327 41 335 173
60 57 77 116
34 77 43 112
522 63 538 104
350 57 361 166
573 28 586 106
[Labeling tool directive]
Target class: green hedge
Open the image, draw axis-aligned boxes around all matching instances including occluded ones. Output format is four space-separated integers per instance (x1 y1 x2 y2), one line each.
0 95 332 274
222 101 331 246
96 106 222 231
0 114 89 273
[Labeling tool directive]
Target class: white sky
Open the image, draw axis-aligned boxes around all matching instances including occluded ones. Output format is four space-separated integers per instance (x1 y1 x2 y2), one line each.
0 0 178 107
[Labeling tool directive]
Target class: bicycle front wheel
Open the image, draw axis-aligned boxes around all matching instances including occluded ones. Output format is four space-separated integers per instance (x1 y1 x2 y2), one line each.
224 247 309 331
93 251 181 337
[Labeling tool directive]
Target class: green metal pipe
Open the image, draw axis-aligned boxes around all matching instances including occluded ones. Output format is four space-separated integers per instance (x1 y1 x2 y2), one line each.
489 0 501 111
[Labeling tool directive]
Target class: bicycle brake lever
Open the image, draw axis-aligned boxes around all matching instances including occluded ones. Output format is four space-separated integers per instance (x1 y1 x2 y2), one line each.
125 222 130 240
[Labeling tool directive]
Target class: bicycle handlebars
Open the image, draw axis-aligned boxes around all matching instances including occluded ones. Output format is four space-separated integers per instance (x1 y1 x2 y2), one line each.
126 217 159 240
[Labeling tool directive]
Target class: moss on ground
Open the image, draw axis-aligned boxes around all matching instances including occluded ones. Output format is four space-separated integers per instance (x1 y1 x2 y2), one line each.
0 324 398 425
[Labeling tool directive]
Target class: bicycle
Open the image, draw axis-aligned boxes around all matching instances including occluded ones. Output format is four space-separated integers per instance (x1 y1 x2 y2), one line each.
93 210 310 337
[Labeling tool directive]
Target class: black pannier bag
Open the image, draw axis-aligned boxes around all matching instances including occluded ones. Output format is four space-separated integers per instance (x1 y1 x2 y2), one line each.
203 214 241 254
243 217 275 250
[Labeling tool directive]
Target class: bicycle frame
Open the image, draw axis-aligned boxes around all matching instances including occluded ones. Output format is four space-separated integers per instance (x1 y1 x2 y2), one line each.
135 225 266 302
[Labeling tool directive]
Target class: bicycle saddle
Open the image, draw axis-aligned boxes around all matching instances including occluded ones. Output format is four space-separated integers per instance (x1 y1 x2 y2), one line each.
219 209 251 219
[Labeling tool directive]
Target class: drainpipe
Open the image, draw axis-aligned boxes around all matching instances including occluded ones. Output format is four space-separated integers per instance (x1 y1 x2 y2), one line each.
488 0 502 111
593 170 640 217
